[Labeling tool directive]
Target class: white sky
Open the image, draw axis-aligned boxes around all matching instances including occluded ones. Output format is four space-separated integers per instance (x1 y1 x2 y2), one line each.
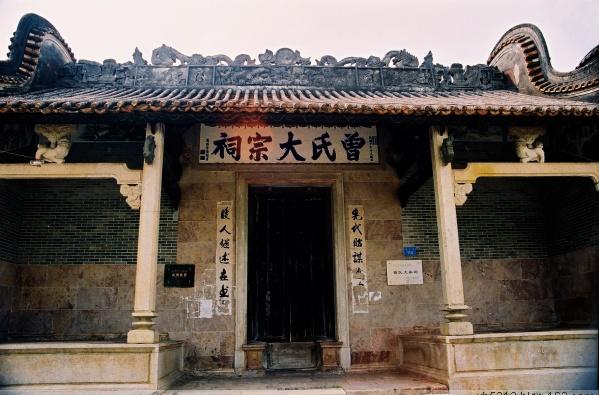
1 0 597 71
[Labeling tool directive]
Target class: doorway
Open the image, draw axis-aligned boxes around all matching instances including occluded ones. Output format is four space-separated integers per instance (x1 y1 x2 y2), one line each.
247 186 336 368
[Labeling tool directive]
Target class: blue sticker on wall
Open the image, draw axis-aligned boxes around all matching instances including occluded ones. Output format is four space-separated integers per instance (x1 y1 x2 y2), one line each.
403 246 418 257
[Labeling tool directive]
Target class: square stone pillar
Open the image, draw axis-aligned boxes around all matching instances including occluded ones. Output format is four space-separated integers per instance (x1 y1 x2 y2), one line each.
127 122 165 344
429 125 473 336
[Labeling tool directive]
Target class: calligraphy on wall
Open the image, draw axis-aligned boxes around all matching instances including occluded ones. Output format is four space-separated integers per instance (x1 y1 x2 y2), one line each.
348 205 368 314
215 201 234 315
199 126 378 164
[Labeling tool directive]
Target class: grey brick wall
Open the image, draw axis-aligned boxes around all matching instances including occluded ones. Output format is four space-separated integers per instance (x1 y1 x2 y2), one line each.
0 181 23 264
15 180 177 264
402 178 548 259
546 178 599 255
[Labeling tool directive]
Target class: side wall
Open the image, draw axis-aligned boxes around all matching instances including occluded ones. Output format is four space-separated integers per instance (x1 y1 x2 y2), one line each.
402 178 556 333
5 179 178 341
547 179 599 327
0 181 22 341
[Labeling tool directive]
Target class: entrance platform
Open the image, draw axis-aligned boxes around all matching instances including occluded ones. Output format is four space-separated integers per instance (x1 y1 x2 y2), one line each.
166 370 448 394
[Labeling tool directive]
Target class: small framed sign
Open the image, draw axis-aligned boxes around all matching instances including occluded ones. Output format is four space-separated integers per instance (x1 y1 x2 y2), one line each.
387 260 423 285
164 264 195 288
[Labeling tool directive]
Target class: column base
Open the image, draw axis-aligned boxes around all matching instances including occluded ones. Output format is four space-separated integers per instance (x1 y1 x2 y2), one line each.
127 328 159 344
440 321 473 336
128 311 159 344
242 343 266 370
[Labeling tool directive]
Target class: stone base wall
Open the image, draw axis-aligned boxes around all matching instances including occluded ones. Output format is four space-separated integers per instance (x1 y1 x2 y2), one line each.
551 245 599 327
7 264 135 341
464 258 556 332
0 261 15 342
400 330 598 390
0 341 183 390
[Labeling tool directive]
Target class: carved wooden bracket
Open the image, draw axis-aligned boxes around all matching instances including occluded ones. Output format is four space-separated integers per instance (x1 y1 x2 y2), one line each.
119 184 142 210
454 183 473 206
453 162 599 205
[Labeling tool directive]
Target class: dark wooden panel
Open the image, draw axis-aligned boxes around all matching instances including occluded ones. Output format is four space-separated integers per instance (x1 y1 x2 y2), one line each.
247 187 336 343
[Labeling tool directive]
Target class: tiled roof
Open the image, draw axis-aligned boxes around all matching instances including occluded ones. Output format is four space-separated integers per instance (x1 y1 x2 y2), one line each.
1 87 598 117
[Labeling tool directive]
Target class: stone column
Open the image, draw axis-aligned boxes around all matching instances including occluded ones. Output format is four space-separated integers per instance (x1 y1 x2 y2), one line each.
127 122 165 344
429 125 473 336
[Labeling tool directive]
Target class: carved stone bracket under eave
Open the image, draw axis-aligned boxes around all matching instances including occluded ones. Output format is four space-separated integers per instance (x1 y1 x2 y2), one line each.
0 162 142 209
454 182 473 206
119 184 142 210
453 162 599 205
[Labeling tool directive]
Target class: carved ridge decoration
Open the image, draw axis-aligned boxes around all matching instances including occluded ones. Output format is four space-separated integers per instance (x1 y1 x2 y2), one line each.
0 13 75 90
453 162 599 205
488 23 599 100
54 44 505 92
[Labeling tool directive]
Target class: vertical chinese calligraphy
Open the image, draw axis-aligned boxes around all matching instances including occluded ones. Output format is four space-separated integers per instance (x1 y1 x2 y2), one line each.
348 205 368 314
215 201 234 315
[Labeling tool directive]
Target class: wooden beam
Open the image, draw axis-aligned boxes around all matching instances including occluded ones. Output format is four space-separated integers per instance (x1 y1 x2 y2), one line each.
0 163 142 185
453 162 599 190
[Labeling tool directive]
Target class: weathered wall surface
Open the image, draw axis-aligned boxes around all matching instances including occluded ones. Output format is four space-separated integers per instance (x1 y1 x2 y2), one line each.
0 262 15 341
167 169 236 372
551 246 598 327
0 181 22 341
7 264 134 340
547 178 599 327
344 167 428 368
402 178 558 334
4 180 178 342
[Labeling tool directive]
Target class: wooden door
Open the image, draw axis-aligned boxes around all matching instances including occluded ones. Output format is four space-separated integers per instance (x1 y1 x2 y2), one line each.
247 186 336 343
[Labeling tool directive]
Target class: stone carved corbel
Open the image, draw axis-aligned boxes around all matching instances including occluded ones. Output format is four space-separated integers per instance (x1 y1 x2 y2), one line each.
120 184 142 210
509 126 546 163
454 182 473 206
34 124 76 163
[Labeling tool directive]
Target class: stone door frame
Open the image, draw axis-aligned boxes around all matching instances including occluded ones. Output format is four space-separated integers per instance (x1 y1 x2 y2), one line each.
234 172 351 370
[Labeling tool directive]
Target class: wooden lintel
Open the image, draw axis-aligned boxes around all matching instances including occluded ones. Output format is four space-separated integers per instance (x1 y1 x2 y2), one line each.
453 162 599 191
0 163 142 185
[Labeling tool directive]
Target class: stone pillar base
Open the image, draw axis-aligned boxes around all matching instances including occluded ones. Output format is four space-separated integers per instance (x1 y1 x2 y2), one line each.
318 340 343 371
127 328 159 344
128 311 159 344
242 343 266 370
440 321 473 336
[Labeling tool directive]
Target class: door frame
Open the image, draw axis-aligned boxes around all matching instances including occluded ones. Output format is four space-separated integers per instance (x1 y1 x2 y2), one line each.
234 172 351 371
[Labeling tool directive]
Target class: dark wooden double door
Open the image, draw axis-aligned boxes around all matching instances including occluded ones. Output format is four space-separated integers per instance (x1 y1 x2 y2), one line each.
247 186 336 343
